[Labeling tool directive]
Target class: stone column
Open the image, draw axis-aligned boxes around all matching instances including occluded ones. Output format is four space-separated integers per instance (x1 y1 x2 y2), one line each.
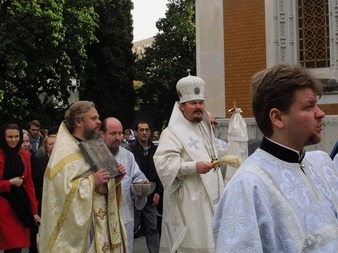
196 0 226 117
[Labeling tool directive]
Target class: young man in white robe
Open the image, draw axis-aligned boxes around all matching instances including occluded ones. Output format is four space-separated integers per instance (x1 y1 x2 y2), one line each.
101 117 148 253
154 75 225 253
213 64 338 252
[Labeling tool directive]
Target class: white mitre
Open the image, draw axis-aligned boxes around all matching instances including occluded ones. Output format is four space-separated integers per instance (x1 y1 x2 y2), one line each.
176 74 205 103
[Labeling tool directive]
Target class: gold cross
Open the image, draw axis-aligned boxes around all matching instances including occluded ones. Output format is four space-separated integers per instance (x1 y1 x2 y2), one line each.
102 242 109 253
96 208 107 220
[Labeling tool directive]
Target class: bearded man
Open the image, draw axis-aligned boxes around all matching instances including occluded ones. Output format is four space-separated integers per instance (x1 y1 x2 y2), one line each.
101 117 147 253
40 101 128 252
153 75 224 253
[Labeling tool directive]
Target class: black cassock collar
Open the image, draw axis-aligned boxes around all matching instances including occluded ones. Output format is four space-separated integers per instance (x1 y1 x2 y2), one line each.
260 137 305 164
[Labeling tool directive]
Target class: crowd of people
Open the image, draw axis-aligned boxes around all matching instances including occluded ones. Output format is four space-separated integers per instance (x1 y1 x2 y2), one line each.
0 63 338 253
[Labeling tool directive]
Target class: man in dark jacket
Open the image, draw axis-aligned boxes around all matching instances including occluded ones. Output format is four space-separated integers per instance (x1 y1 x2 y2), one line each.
27 120 43 155
125 121 163 253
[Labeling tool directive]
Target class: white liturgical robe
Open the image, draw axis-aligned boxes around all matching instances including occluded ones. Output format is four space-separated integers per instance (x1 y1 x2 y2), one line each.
334 153 338 170
154 102 224 253
115 147 147 253
213 149 338 252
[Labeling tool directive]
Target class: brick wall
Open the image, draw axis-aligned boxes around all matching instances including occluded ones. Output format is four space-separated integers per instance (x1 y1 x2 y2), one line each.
223 0 338 117
319 104 338 115
223 0 266 118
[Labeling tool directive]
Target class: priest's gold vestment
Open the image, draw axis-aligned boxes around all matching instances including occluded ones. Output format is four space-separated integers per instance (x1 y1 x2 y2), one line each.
40 122 127 253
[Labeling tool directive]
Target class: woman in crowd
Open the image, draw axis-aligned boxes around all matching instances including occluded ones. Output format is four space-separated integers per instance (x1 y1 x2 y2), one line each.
0 123 40 253
123 128 135 143
21 130 44 253
38 134 57 171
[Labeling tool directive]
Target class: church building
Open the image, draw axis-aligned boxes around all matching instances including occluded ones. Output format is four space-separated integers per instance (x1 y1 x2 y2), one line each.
197 0 338 118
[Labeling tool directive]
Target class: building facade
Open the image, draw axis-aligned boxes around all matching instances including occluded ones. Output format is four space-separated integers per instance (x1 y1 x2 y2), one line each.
132 37 154 57
197 0 338 117
196 0 338 153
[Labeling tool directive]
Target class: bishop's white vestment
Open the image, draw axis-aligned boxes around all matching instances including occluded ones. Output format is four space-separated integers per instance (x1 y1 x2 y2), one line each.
154 102 224 253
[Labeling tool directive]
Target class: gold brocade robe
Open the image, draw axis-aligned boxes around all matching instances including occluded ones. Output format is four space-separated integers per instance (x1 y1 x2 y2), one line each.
40 122 128 253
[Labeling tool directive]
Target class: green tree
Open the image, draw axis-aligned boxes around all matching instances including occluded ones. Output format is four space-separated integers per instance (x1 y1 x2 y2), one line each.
0 0 98 127
79 0 136 129
134 0 196 128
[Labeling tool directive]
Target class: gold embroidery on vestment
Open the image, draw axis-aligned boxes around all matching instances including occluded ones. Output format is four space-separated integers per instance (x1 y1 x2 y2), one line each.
107 181 123 248
102 242 109 252
96 208 107 220
46 152 83 180
47 178 81 251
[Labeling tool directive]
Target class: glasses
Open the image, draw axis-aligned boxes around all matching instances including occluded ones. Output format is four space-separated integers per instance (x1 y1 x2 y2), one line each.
210 121 218 126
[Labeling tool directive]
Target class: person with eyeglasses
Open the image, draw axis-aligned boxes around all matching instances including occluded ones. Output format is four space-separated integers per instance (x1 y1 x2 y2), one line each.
153 74 225 253
125 121 163 253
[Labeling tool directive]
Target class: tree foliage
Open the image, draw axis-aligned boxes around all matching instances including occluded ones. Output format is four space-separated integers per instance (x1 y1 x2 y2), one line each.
0 0 98 127
134 0 196 128
79 0 136 129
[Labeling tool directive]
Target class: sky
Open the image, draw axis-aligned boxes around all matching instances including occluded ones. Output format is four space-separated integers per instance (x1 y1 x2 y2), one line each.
131 0 167 42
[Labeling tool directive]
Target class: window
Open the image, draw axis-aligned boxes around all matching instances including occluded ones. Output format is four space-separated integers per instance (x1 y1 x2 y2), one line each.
298 0 330 68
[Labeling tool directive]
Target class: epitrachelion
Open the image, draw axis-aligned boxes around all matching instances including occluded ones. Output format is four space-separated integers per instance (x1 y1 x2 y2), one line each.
78 137 121 177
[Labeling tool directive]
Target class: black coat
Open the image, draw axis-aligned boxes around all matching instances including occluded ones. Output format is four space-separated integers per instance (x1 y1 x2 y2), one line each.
125 140 163 203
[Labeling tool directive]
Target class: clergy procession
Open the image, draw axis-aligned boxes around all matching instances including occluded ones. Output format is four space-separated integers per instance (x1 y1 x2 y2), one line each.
1 63 338 253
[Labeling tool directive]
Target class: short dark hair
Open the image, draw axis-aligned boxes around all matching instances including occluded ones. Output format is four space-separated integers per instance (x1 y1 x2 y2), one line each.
252 64 323 137
28 120 41 129
134 121 151 131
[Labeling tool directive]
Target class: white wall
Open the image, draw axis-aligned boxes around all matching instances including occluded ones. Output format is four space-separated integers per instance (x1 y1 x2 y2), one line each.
216 115 338 155
196 0 226 117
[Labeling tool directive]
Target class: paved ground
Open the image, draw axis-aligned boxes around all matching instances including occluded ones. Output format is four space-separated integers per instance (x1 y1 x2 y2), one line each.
133 236 147 253
2 236 147 253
